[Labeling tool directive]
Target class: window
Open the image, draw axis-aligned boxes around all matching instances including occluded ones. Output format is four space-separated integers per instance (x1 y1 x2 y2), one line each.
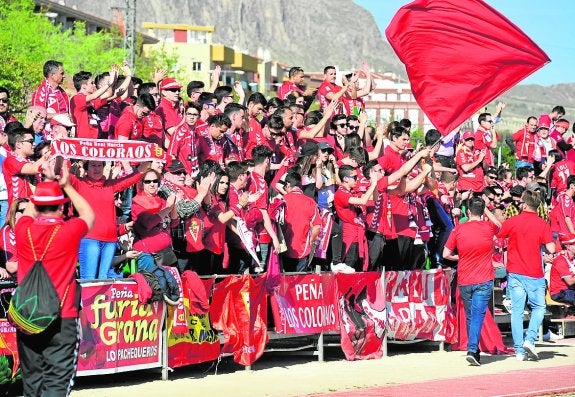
192 62 202 71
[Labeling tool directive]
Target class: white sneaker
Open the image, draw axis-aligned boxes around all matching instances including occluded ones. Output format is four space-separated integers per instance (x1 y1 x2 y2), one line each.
523 340 539 360
330 263 355 274
546 330 564 341
502 298 512 313
516 353 526 361
253 265 265 274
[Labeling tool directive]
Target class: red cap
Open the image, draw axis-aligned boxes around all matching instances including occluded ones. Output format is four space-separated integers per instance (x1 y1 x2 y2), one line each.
160 78 182 91
461 130 475 140
556 120 570 130
538 115 551 130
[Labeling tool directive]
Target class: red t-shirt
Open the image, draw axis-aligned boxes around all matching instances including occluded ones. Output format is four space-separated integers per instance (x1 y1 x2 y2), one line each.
248 171 270 243
342 96 365 116
456 147 485 192
445 219 498 286
497 211 553 278
550 191 575 236
168 123 199 175
156 98 183 132
246 116 270 159
283 187 321 259
70 93 105 139
550 159 575 193
203 198 227 255
71 172 142 242
549 252 575 296
378 145 404 174
277 81 305 100
317 80 343 112
0 225 17 266
3 153 33 207
16 216 88 318
473 127 494 166
197 135 225 166
142 111 165 148
115 105 144 140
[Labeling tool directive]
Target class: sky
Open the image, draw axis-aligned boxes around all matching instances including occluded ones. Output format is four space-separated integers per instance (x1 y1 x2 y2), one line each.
354 0 574 86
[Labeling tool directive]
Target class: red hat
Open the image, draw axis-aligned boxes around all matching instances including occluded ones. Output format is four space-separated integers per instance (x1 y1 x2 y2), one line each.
556 120 570 130
461 130 475 140
560 233 575 246
159 78 182 91
30 181 69 206
538 115 551 130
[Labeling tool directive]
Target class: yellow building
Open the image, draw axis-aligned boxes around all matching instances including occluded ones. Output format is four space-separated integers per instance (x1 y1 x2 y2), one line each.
142 23 268 94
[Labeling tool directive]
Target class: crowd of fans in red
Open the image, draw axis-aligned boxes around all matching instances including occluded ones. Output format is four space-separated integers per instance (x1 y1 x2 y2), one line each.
0 60 574 313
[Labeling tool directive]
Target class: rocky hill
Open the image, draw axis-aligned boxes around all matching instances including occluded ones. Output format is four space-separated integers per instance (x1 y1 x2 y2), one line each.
58 0 574 124
58 0 405 74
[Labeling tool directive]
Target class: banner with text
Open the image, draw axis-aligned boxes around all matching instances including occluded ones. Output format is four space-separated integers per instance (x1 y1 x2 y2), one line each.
270 273 338 334
385 269 456 343
76 280 166 376
51 138 166 162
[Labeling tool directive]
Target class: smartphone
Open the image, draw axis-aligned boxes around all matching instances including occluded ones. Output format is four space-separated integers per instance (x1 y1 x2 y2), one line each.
54 156 64 178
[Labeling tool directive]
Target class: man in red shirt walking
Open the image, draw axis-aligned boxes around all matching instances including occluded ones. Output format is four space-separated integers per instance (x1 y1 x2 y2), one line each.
443 196 501 365
497 190 555 361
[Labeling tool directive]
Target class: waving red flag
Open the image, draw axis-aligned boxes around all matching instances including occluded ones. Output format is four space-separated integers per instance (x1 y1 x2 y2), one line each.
385 0 550 134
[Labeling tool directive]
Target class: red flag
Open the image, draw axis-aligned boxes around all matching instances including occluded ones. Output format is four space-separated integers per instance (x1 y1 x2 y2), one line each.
385 0 550 134
210 275 268 366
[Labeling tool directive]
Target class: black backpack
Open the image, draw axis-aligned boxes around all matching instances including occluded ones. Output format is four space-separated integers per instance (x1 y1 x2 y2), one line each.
8 226 68 335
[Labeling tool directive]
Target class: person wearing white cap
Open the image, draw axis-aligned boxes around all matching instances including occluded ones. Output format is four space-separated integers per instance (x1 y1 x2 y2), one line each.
50 113 75 139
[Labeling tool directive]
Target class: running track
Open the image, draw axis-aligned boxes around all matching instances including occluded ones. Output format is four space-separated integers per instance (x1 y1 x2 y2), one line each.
309 365 575 397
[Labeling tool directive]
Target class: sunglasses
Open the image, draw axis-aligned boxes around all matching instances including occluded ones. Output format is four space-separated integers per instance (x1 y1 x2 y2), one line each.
0 98 8 104
348 125 359 131
205 103 216 108
335 123 347 128
20 139 35 144
143 179 159 185
345 174 358 180
165 88 181 92
16 208 26 214
271 132 284 137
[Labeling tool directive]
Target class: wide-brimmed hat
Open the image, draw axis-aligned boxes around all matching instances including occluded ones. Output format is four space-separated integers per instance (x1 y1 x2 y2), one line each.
30 181 69 206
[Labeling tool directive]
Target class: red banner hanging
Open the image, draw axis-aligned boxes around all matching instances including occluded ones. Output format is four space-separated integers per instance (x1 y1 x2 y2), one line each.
270 274 338 334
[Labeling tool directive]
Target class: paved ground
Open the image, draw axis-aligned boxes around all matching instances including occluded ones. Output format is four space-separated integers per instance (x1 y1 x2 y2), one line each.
64 336 575 397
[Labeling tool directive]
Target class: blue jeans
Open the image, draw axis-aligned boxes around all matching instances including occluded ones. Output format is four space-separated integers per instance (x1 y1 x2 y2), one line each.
0 199 8 227
78 239 117 279
459 280 493 354
507 273 546 354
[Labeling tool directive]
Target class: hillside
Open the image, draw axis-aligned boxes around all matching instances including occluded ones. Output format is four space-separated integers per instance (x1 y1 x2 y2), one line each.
57 0 574 125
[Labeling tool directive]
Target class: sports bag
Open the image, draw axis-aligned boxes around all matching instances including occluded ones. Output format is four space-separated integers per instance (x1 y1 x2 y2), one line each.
7 226 69 335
